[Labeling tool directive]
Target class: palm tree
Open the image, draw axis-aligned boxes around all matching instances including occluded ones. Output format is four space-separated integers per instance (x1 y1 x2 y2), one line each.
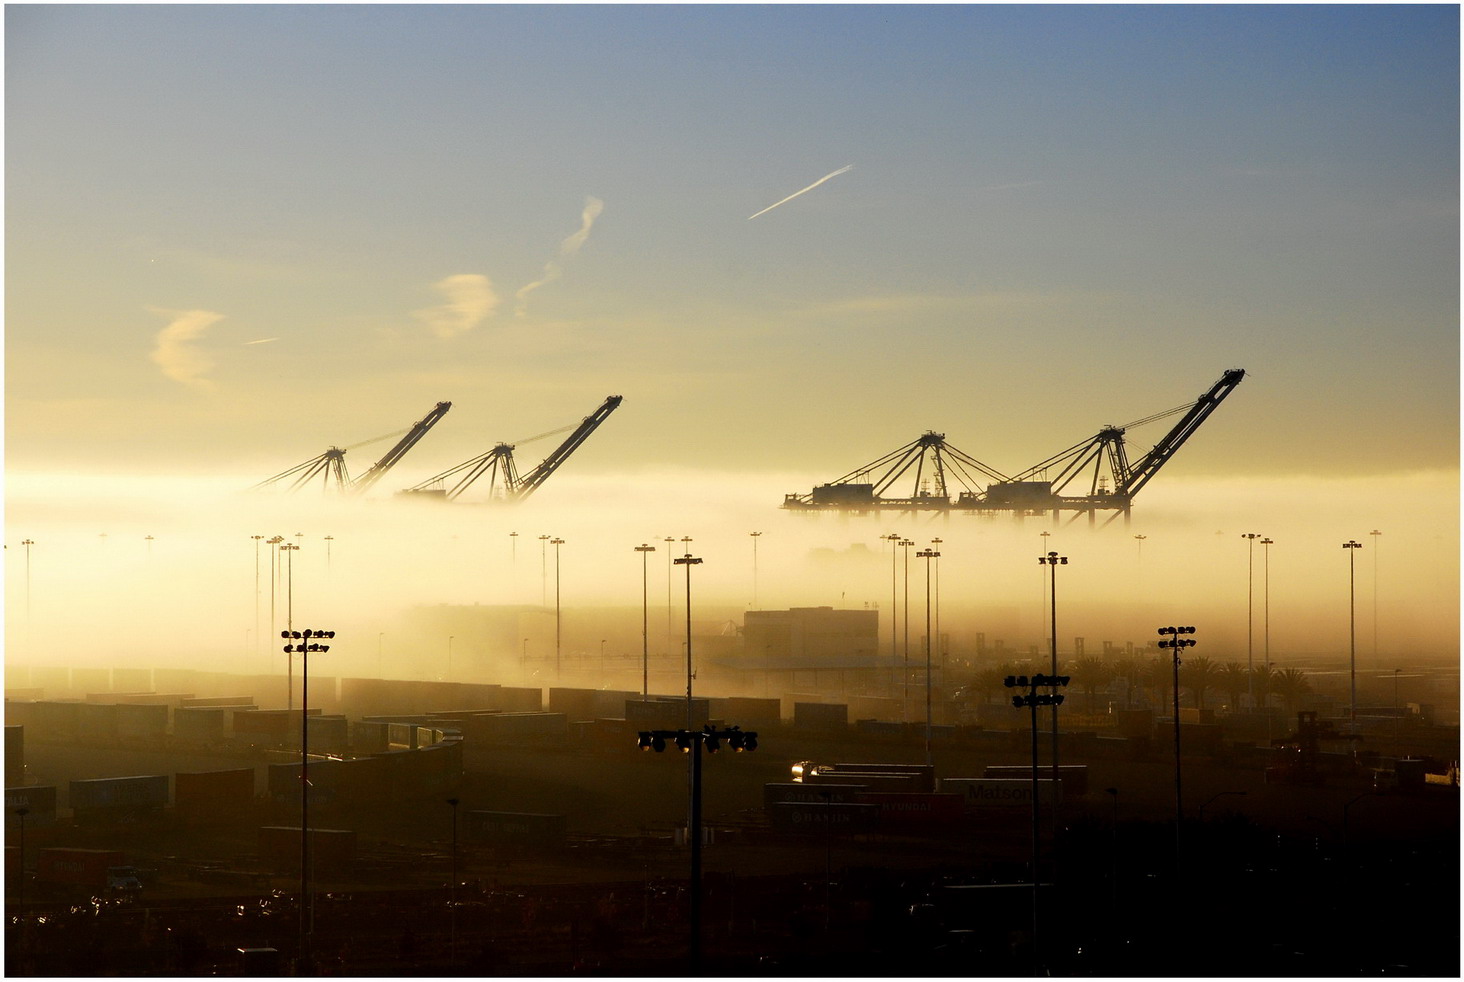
1250 662 1276 711
1070 656 1112 712
1271 667 1311 713
1216 662 1249 711
1180 655 1218 709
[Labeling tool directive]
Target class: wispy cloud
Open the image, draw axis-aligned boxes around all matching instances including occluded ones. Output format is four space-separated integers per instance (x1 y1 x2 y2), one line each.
414 274 500 339
979 180 1045 193
148 306 224 389
515 196 604 317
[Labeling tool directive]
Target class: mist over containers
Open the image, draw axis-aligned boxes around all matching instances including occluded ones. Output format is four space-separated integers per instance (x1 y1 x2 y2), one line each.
464 810 567 851
624 697 713 730
68 775 168 824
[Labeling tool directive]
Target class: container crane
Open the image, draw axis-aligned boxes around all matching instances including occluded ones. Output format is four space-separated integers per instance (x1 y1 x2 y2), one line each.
783 369 1244 524
252 401 452 494
349 402 452 494
400 395 623 503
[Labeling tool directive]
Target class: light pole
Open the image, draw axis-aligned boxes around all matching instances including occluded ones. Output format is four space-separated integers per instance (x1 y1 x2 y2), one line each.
899 537 915 716
1369 529 1382 663
917 547 940 765
552 537 566 679
882 533 901 692
664 537 676 650
1260 538 1273 672
1242 533 1260 709
323 535 333 568
750 531 762 610
267 535 284 678
252 535 265 663
538 534 551 607
637 724 758 973
675 553 703 729
1039 551 1067 802
1157 625 1196 874
636 544 657 698
930 537 943 676
281 541 300 709
1343 540 1363 730
21 538 34 621
1004 671 1068 964
282 627 335 968
446 796 460 962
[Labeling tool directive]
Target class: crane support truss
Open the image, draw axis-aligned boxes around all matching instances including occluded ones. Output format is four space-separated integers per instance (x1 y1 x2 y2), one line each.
401 395 623 503
784 369 1245 524
253 401 452 494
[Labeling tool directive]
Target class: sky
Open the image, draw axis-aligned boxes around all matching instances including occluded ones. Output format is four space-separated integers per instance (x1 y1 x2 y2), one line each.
4 5 1459 678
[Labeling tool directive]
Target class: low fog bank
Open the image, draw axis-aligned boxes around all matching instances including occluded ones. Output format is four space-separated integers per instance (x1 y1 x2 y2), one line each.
5 468 1457 689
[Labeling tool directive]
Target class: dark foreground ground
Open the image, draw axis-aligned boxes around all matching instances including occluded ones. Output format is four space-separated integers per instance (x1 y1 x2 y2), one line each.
6 723 1459 976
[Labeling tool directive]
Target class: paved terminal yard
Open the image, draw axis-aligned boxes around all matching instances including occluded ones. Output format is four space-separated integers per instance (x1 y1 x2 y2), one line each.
7 720 1459 976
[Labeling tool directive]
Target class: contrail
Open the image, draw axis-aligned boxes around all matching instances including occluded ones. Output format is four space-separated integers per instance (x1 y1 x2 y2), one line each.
244 337 279 345
748 164 853 220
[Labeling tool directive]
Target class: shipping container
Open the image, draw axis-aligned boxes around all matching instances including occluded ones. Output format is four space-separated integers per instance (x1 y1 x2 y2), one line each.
231 709 298 743
175 769 255 822
497 686 543 712
548 687 598 720
77 703 119 741
939 777 1061 808
180 696 255 708
467 712 567 745
768 800 879 834
854 791 964 828
793 702 849 731
349 720 390 755
69 668 110 696
710 696 782 723
111 668 152 692
6 786 57 828
117 703 169 739
982 764 1088 797
624 698 711 729
32 701 82 740
763 782 865 808
591 689 638 719
69 775 169 815
37 847 124 887
307 715 350 754
173 707 228 743
464 810 566 848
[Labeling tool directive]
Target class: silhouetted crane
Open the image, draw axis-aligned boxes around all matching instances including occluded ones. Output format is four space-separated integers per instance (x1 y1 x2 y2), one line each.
252 401 452 494
401 395 623 503
783 369 1245 524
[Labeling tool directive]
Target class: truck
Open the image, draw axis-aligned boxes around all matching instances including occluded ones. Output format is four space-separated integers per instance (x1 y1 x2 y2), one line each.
36 848 142 895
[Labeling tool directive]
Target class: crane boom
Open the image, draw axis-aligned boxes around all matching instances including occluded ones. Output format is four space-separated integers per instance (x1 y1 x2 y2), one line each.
1119 368 1245 497
509 396 623 500
351 401 452 494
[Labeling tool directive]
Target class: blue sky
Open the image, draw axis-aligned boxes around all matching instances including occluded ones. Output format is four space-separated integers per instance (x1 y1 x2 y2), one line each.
6 4 1458 481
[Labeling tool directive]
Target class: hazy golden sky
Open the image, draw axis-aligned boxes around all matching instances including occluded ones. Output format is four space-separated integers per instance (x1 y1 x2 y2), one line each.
5 5 1457 484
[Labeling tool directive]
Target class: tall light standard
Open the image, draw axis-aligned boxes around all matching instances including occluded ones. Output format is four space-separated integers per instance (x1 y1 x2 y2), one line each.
252 535 265 663
1368 529 1382 662
749 531 762 609
267 535 284 672
1260 538 1274 672
637 724 757 973
930 537 943 675
281 541 299 709
21 538 34 621
1004 672 1069 962
323 535 333 568
552 537 566 679
1343 540 1362 730
1157 625 1196 874
664 537 676 648
635 544 657 697
881 533 901 692
675 553 703 729
1039 551 1067 799
917 546 940 765
282 627 335 968
899 537 915 715
538 534 551 607
1242 533 1261 709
